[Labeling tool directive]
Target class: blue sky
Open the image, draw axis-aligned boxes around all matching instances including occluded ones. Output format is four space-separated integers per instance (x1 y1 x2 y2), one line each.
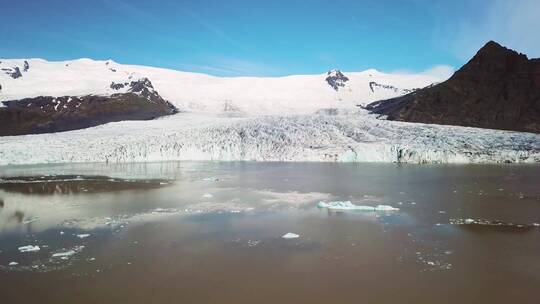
1 0 539 77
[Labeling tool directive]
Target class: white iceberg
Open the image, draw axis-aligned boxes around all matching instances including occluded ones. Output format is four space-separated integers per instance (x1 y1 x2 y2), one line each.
202 193 214 198
282 233 300 239
317 201 399 211
8 262 18 266
374 205 400 211
18 245 40 253
52 250 76 258
76 233 91 239
202 177 219 182
22 216 39 224
52 245 85 258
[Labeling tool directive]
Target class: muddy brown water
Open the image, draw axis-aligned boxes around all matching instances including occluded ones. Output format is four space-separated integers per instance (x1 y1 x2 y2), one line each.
0 162 539 303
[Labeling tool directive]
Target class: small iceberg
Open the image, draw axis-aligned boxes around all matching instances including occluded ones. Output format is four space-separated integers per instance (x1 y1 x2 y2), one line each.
317 201 399 211
282 232 300 239
52 250 76 258
202 177 219 182
52 245 85 258
8 262 18 266
18 245 40 253
202 193 214 198
76 234 91 239
22 216 39 224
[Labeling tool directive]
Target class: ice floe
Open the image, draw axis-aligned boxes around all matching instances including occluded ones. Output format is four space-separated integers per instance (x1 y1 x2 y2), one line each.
202 177 219 182
51 245 85 259
22 216 39 224
18 245 40 253
317 201 399 211
282 233 300 239
450 218 538 231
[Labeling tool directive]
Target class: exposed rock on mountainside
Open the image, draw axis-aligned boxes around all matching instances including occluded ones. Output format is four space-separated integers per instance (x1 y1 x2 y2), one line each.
0 78 177 136
326 69 349 91
368 81 416 94
366 41 540 133
2 66 22 79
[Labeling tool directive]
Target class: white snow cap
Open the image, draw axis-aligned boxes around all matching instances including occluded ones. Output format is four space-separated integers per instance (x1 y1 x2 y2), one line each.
0 58 442 115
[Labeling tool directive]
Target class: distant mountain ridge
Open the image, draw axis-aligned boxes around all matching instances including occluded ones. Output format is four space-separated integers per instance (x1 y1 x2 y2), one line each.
0 58 441 116
366 41 540 133
0 78 177 136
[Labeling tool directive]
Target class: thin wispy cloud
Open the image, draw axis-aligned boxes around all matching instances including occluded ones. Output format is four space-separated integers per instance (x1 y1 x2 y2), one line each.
183 9 249 52
390 65 455 80
439 0 540 59
178 57 282 77
99 0 161 25
420 65 455 79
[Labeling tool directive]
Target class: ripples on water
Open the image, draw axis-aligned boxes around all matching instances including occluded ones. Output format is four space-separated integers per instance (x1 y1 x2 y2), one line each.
0 162 539 303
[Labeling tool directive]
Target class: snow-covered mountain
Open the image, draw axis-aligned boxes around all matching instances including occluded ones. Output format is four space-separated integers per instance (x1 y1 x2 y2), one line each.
1 57 538 165
0 58 440 115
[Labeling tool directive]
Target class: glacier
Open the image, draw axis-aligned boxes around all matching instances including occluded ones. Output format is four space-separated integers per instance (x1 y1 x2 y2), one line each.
0 58 539 165
0 110 538 165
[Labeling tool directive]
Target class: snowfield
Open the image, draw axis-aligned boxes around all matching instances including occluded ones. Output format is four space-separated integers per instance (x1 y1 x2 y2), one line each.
0 58 440 114
0 111 538 165
1 58 539 165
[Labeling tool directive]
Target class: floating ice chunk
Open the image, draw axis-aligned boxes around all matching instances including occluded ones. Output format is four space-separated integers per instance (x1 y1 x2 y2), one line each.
375 205 400 211
202 177 219 182
464 219 475 224
247 240 260 247
76 234 90 239
52 250 76 258
52 245 85 258
18 245 40 253
282 233 300 239
202 193 214 198
22 216 39 224
317 201 399 211
318 201 373 210
9 262 18 266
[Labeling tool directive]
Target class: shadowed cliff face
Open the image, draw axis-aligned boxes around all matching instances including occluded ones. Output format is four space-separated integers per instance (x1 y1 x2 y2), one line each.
0 78 177 136
366 41 540 133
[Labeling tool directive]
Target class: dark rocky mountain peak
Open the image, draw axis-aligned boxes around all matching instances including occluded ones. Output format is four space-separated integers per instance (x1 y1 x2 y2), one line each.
1 66 23 79
366 41 540 133
110 77 162 103
326 69 349 91
1 77 177 136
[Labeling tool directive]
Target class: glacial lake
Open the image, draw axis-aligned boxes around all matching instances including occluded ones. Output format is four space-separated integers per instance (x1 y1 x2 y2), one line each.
0 162 539 303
